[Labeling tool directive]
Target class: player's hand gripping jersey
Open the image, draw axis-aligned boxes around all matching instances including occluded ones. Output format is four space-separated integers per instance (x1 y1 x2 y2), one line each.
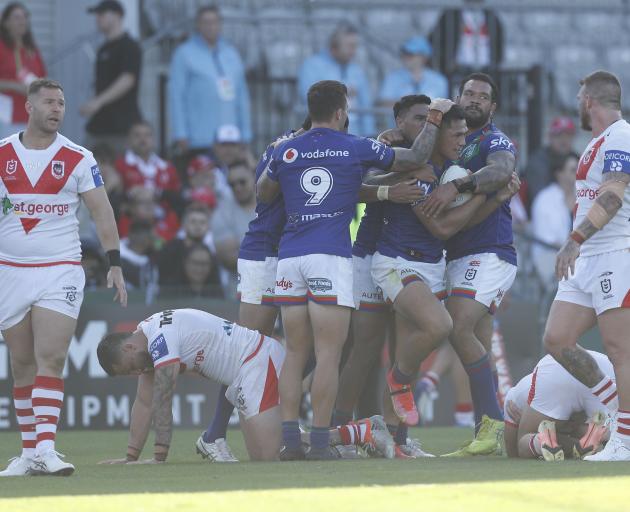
0 133 104 265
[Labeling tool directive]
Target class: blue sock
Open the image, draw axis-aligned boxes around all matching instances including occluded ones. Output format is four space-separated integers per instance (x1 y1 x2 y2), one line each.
202 385 233 443
392 363 414 385
464 354 503 430
282 421 301 450
332 409 353 427
492 369 499 392
310 426 330 450
395 423 408 446
387 423 398 438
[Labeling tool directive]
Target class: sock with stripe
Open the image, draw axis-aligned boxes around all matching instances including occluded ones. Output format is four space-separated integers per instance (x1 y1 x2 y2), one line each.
282 421 301 450
464 354 503 429
202 385 234 443
32 376 64 455
310 426 330 450
590 376 618 411
616 410 630 443
454 402 474 426
13 385 36 458
337 422 369 446
395 423 408 446
332 409 353 427
418 371 439 393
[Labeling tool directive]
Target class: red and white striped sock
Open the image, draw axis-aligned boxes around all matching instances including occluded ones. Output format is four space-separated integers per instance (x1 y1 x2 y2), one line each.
421 371 440 392
32 376 64 455
13 385 36 458
590 376 618 411
337 421 370 446
616 410 630 443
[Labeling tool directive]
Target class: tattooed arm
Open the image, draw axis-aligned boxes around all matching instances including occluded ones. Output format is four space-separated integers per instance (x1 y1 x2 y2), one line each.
556 172 630 280
150 363 180 462
420 150 515 218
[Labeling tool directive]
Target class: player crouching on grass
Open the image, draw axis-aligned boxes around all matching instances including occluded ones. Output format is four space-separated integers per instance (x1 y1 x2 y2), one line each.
503 350 612 461
96 308 393 463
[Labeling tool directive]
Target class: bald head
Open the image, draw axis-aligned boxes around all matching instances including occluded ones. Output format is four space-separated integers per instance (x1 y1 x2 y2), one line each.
580 70 622 110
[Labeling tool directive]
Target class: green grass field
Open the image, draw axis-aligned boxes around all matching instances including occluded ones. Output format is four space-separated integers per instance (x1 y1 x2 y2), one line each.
2 427 630 511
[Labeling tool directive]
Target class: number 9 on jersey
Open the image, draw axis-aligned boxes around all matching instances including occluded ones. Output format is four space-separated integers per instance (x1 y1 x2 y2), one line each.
300 167 333 206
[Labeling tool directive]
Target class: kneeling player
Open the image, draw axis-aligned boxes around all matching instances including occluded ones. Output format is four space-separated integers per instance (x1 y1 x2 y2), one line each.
96 308 394 462
504 350 612 461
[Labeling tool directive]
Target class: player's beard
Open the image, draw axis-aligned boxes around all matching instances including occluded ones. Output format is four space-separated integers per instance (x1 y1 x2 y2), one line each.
580 104 592 131
464 106 490 130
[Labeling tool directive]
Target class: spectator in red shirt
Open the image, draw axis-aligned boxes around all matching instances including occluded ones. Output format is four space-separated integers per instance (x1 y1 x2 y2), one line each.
115 120 184 215
0 2 46 137
118 187 180 242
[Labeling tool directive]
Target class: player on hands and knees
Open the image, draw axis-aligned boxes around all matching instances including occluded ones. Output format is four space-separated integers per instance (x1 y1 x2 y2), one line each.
414 74 517 457
257 80 452 460
542 71 630 461
503 351 612 461
0 80 126 477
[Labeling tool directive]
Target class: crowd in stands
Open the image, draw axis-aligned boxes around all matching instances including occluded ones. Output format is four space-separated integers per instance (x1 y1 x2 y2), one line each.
0 0 584 299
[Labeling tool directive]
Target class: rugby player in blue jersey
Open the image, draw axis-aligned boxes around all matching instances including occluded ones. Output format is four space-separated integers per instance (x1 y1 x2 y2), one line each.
421 73 518 456
257 80 453 459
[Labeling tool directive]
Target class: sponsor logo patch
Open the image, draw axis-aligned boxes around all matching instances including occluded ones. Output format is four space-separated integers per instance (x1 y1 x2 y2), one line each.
91 165 104 187
149 334 169 362
51 160 65 179
282 148 298 163
600 278 612 294
276 277 293 291
465 268 477 281
5 160 17 174
308 277 333 292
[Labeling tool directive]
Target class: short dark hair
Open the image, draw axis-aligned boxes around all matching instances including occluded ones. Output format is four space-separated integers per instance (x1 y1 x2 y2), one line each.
393 94 431 119
580 70 622 110
301 115 312 131
442 104 467 127
97 332 132 376
459 72 498 104
196 4 220 20
128 120 152 134
550 151 580 177
329 22 358 49
183 203 210 220
28 79 63 97
307 80 348 123
1 3 37 51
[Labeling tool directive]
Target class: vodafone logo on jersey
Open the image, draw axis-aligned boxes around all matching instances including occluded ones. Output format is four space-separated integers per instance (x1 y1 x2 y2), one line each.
283 148 298 163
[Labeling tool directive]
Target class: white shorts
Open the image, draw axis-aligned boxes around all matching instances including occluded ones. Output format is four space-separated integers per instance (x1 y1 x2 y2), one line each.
370 251 447 304
554 249 630 315
527 355 604 421
0 264 85 331
237 257 278 306
274 254 354 307
446 253 516 313
352 255 387 312
503 374 532 428
225 335 285 419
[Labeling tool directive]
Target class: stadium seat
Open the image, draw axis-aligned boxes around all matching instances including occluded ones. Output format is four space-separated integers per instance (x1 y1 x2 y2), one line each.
522 12 573 43
363 10 417 47
552 45 598 110
503 44 543 69
606 45 630 110
413 9 441 36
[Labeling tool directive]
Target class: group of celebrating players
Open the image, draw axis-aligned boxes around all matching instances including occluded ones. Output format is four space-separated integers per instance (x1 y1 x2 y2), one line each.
2 66 630 476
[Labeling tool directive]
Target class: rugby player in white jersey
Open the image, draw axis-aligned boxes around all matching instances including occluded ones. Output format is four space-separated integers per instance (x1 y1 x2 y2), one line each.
542 71 630 461
0 80 126 476
96 309 394 462
503 351 612 461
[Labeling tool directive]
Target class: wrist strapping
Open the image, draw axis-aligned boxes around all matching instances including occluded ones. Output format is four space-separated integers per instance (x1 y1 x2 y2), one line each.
106 249 121 268
377 185 389 201
570 230 586 245
427 109 443 128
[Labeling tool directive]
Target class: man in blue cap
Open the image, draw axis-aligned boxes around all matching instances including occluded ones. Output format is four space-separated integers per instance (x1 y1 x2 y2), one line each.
379 36 448 111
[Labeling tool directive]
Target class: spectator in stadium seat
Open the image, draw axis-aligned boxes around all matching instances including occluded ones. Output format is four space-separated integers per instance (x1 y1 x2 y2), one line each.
81 0 142 152
169 5 251 154
120 219 159 291
379 37 448 110
115 121 184 216
92 143 124 219
118 186 180 242
429 7 504 76
298 22 375 136
184 155 224 207
523 116 577 209
530 152 578 286
0 2 46 138
81 242 108 289
158 205 215 287
160 243 223 298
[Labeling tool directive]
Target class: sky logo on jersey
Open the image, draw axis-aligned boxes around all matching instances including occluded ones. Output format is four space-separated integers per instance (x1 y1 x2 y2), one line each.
149 334 169 362
489 136 514 151
91 165 105 187
604 150 630 173
283 148 298 163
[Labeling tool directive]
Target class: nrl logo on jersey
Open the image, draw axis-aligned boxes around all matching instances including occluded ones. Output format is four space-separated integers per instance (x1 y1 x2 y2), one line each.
51 160 65 179
5 159 17 175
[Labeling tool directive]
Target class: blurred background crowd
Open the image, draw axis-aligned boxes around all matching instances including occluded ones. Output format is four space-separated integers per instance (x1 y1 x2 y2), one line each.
0 0 621 424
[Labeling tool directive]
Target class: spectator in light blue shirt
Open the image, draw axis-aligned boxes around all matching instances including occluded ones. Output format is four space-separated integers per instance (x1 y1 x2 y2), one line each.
379 36 449 111
169 5 251 152
298 23 375 136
